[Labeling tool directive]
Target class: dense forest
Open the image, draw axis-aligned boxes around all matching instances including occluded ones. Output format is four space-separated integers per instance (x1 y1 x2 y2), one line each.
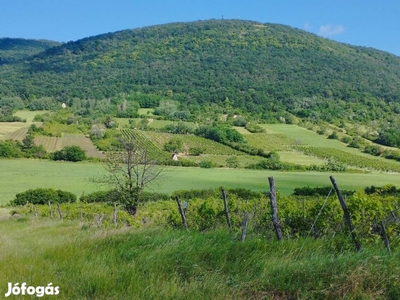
1 19 400 125
0 38 60 64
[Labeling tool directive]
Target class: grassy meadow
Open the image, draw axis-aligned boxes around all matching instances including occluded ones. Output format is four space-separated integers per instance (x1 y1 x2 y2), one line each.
0 219 399 299
1 158 400 205
14 110 48 122
2 116 400 299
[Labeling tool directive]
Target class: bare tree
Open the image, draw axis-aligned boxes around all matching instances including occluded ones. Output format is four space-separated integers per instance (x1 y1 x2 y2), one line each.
100 137 164 215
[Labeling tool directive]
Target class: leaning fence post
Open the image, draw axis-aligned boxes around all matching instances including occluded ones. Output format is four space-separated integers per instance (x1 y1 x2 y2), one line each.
329 176 362 251
175 196 188 230
268 177 283 240
221 188 232 231
373 220 391 254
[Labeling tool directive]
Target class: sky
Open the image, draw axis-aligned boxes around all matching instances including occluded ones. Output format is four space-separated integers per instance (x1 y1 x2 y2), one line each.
1 0 400 56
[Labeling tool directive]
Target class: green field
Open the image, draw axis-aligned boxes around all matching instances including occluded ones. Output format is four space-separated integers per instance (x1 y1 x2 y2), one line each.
14 110 49 122
261 124 388 159
1 159 400 205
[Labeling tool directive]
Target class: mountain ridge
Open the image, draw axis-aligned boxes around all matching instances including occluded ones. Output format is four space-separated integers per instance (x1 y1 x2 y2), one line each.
1 19 400 124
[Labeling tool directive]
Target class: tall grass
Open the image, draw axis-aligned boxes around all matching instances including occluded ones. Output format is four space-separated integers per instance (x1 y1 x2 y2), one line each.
0 218 399 299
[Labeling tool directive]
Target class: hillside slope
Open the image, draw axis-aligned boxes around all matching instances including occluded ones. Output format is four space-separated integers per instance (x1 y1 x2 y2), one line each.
1 20 400 122
0 38 61 63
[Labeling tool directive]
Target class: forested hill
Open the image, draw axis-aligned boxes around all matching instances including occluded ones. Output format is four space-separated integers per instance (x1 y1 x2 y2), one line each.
0 38 61 64
1 19 400 122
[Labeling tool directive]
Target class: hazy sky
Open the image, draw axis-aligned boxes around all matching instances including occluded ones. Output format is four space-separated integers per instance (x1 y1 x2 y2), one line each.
1 0 400 56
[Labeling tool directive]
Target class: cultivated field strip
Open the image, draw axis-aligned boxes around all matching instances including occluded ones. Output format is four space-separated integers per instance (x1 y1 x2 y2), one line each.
0 122 30 140
297 146 400 172
33 134 104 158
62 134 104 158
143 130 244 155
244 133 297 151
34 136 63 152
120 129 168 158
7 127 29 141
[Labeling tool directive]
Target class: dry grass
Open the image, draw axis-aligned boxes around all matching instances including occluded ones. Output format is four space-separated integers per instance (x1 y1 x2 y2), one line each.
0 122 30 140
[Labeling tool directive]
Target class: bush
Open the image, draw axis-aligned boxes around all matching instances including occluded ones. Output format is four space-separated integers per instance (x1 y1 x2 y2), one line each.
51 146 86 162
293 186 355 197
80 190 171 203
164 138 184 152
327 131 339 139
363 144 383 156
0 140 23 158
348 136 365 149
188 147 204 156
226 156 239 168
11 188 77 205
245 123 266 133
340 136 352 144
80 189 121 203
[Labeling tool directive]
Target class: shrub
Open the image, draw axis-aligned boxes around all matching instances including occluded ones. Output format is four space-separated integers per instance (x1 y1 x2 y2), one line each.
340 136 352 144
293 186 355 197
0 140 23 158
80 189 121 203
363 144 383 156
80 190 171 203
348 136 365 149
51 145 87 162
327 131 339 139
226 156 239 168
245 123 266 133
164 138 184 152
188 147 204 156
11 188 77 206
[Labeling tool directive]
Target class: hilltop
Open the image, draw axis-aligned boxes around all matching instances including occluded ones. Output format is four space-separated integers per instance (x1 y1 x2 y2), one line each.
0 38 61 63
0 19 400 124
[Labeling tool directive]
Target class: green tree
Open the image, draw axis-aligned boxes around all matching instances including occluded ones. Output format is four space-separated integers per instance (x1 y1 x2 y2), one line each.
52 146 86 162
22 134 35 150
0 140 23 158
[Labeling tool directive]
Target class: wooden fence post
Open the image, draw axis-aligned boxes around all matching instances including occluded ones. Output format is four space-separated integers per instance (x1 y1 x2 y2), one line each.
268 177 283 240
329 176 362 251
48 201 53 218
57 203 63 220
113 202 118 226
221 188 232 231
33 204 38 217
95 213 105 228
373 220 391 254
175 196 188 230
240 212 249 242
